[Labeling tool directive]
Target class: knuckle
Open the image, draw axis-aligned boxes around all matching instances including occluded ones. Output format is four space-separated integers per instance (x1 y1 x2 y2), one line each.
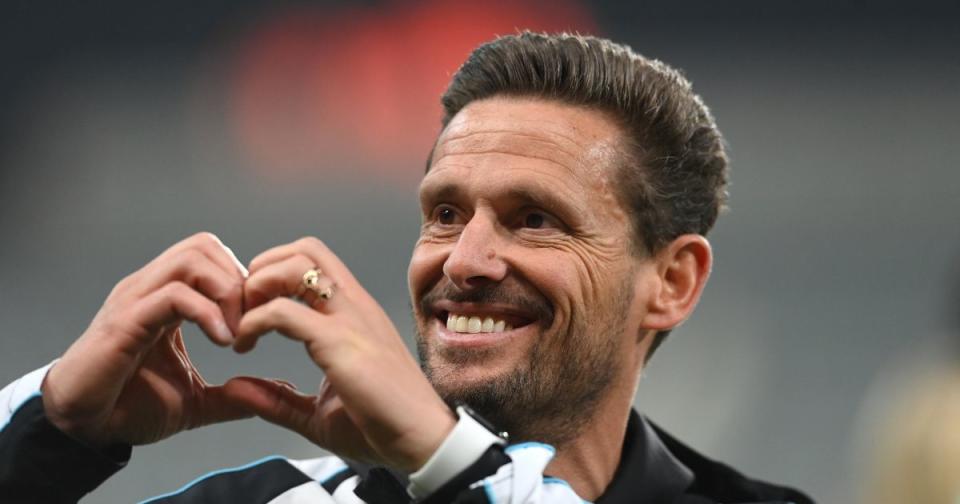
162 280 191 299
93 311 124 339
245 278 269 299
96 304 151 343
191 231 220 246
240 280 266 298
195 305 218 325
207 277 236 301
109 274 134 297
247 256 266 274
178 247 206 265
173 250 208 283
112 261 156 295
264 298 286 319
297 236 327 252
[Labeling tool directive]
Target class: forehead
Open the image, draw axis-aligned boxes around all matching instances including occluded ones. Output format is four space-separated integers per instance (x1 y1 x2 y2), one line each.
423 97 626 197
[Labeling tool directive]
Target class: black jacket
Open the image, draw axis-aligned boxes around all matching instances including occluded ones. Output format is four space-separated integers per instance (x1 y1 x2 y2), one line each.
0 392 813 503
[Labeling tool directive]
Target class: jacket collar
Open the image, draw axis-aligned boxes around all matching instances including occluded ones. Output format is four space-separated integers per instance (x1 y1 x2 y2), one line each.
596 410 695 503
348 409 698 504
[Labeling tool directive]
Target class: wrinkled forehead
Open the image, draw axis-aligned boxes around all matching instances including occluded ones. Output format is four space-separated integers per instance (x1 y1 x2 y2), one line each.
419 97 634 235
426 97 626 183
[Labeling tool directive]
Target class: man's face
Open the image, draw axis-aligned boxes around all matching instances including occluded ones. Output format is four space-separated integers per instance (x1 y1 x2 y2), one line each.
408 97 648 444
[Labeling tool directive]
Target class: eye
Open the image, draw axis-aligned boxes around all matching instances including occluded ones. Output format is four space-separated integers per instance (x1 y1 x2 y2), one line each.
517 209 562 230
524 212 545 229
434 205 459 225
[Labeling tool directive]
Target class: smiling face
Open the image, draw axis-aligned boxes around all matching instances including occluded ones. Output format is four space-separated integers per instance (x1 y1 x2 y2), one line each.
409 96 653 445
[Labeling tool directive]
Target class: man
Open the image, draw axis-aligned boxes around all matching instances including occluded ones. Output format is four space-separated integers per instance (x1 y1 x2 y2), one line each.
0 32 813 503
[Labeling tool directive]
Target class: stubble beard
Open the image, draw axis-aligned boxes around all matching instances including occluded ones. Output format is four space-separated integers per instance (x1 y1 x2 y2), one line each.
415 280 631 450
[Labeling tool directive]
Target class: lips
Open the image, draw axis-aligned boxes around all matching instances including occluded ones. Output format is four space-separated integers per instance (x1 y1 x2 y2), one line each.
418 280 554 350
429 300 538 348
445 313 512 333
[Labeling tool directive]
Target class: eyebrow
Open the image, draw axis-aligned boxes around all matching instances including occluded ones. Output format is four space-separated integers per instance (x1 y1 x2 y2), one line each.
504 187 574 217
418 182 462 209
419 181 581 219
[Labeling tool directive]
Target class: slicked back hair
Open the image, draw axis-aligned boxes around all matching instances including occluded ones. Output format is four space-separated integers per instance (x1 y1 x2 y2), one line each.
436 32 729 358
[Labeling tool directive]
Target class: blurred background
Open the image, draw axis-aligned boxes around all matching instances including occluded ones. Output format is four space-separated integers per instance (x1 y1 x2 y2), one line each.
1 1 958 502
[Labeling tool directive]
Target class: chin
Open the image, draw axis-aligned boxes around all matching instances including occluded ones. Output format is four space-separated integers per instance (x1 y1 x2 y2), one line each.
444 359 508 385
421 345 519 393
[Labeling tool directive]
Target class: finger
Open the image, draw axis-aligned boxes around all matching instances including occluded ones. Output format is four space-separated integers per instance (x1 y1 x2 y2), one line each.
249 237 353 288
233 297 337 358
132 281 235 347
106 234 243 320
116 233 247 299
130 249 245 333
221 376 317 436
247 241 301 275
144 332 254 429
243 253 316 311
216 241 249 279
162 232 248 279
192 384 258 429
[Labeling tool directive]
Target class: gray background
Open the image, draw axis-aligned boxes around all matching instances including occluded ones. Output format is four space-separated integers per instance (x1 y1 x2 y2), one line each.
1 1 958 502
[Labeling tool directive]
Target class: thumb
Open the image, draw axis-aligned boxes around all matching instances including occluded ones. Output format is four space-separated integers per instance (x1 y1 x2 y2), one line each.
191 383 257 428
220 376 317 435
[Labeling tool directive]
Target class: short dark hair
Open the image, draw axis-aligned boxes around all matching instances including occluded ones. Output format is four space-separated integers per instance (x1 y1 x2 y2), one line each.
440 31 728 255
437 32 729 358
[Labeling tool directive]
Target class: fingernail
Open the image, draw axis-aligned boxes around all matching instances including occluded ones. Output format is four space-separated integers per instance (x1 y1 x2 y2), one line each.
226 246 249 278
217 241 249 278
215 320 235 344
277 380 298 390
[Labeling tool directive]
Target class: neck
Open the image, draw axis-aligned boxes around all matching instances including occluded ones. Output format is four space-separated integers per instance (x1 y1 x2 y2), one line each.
542 362 642 501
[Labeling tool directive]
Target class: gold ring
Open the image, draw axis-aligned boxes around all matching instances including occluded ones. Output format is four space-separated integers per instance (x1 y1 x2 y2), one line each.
318 285 335 300
302 268 323 293
301 268 335 302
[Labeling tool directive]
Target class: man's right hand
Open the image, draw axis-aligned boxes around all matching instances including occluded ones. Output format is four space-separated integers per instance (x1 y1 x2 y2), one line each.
40 232 252 448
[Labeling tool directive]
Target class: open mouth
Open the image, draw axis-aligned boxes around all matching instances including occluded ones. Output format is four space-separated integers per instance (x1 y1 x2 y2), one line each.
433 307 536 335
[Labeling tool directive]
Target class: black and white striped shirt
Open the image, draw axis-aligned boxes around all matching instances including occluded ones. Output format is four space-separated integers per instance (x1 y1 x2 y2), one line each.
0 364 814 503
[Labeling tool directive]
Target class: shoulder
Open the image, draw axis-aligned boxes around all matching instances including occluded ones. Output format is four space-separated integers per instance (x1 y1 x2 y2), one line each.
648 420 816 504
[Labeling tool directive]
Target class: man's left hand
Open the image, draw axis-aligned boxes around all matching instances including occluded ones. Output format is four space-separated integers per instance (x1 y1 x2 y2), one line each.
221 237 456 473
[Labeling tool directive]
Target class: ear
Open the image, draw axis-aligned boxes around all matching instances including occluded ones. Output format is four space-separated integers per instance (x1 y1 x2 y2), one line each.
639 234 713 332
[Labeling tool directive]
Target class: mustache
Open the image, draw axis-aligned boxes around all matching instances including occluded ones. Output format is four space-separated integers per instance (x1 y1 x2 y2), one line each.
419 280 555 326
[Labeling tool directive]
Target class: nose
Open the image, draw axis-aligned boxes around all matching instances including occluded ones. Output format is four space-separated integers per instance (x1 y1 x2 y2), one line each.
442 212 507 290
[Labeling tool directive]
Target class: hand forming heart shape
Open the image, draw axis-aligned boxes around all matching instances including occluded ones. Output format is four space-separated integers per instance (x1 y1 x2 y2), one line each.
41 232 455 472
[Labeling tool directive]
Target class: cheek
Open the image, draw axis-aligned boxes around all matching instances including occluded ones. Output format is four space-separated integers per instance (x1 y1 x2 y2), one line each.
408 243 448 301
567 241 632 303
517 247 603 326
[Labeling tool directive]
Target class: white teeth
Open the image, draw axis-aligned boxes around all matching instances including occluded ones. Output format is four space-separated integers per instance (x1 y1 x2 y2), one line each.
445 314 514 334
481 317 494 333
